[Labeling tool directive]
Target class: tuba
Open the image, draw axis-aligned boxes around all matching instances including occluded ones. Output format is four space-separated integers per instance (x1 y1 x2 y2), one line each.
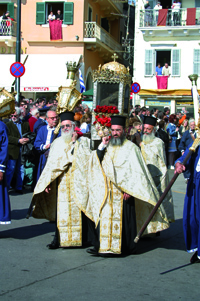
0 88 15 118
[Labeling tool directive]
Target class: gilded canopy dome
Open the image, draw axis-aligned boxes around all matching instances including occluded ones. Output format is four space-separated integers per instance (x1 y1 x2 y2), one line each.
102 61 128 75
92 53 130 83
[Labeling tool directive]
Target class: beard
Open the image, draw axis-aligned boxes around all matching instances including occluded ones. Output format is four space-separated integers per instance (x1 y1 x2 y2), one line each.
142 131 155 143
61 128 74 143
110 133 126 146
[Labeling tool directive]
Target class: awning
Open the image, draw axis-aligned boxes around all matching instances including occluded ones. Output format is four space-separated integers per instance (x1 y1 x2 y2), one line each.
0 54 82 92
83 88 93 96
139 89 200 97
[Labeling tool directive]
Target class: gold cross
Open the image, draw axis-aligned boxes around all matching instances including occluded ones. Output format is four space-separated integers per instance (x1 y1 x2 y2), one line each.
111 53 118 62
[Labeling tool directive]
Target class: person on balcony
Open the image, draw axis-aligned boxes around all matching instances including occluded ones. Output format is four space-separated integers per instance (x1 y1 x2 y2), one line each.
155 63 162 76
154 1 162 25
172 0 181 26
47 11 55 22
56 10 63 21
144 1 152 26
162 63 171 77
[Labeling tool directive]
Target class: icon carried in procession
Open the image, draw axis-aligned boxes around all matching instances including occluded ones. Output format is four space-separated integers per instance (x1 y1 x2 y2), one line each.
10 62 25 78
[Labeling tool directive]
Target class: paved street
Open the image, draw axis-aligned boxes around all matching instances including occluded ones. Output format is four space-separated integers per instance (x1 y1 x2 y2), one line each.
0 170 199 301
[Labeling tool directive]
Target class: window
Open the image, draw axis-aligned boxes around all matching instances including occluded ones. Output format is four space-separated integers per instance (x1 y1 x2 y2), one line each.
145 49 180 76
194 49 200 75
88 6 92 22
171 49 180 76
196 0 200 8
36 2 74 25
0 3 14 19
145 49 155 76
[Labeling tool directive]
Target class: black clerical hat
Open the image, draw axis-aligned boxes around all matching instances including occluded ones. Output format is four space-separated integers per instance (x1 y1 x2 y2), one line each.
59 111 75 122
111 115 126 127
38 107 49 113
143 116 157 126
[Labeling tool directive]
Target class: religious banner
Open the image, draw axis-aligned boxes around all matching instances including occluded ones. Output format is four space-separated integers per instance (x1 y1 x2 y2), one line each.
156 76 168 89
49 20 62 41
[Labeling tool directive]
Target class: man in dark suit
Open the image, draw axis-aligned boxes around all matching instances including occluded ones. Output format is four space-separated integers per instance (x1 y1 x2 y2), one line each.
6 107 30 193
178 118 196 181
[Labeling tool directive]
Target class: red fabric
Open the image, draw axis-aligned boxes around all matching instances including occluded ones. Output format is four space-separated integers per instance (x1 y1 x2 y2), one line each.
186 8 196 25
75 127 84 138
28 116 38 132
156 76 168 89
157 9 168 26
49 20 62 41
6 17 14 26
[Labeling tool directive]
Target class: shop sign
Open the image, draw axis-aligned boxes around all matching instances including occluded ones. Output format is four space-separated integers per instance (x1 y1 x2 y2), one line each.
24 87 49 92
145 100 171 106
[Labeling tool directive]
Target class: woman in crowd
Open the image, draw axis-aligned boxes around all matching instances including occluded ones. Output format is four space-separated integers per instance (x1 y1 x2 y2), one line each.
179 118 189 137
166 114 179 169
80 113 91 133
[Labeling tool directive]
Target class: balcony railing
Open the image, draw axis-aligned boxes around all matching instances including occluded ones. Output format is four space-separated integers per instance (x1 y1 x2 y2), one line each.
139 8 200 27
84 22 122 52
0 19 17 37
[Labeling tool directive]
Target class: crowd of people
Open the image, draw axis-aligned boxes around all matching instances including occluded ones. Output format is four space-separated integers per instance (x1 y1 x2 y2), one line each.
127 105 195 171
1 98 200 263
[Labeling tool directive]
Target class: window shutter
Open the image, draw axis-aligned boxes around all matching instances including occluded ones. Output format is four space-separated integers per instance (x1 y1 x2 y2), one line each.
36 2 45 25
63 2 74 25
7 3 14 19
194 49 200 75
145 49 153 76
172 49 180 76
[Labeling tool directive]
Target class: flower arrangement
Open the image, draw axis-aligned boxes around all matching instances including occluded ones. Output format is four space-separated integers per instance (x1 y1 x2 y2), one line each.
93 105 119 137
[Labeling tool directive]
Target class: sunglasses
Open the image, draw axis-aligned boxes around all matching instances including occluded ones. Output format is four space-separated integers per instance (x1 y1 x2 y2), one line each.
61 124 72 129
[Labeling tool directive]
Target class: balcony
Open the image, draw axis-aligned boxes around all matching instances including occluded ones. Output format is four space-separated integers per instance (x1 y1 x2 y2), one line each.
139 8 200 27
139 8 200 39
92 0 123 15
84 22 122 58
0 20 17 47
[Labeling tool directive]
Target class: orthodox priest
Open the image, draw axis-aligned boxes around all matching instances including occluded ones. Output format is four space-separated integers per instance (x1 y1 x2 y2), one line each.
0 121 11 224
31 111 92 249
72 115 170 256
136 116 174 223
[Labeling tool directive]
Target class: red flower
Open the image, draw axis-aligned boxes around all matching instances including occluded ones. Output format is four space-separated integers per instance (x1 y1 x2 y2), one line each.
113 106 116 110
94 109 97 112
93 121 97 125
111 110 114 114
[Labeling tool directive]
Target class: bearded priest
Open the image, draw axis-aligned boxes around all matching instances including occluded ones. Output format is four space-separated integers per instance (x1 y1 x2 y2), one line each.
31 111 93 249
137 116 174 223
74 115 170 256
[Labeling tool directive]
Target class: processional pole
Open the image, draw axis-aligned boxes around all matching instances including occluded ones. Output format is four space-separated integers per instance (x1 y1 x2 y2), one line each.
134 74 200 243
15 0 21 105
188 74 199 125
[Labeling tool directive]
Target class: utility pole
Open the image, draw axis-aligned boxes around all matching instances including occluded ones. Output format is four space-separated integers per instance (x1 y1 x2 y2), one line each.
15 0 21 105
